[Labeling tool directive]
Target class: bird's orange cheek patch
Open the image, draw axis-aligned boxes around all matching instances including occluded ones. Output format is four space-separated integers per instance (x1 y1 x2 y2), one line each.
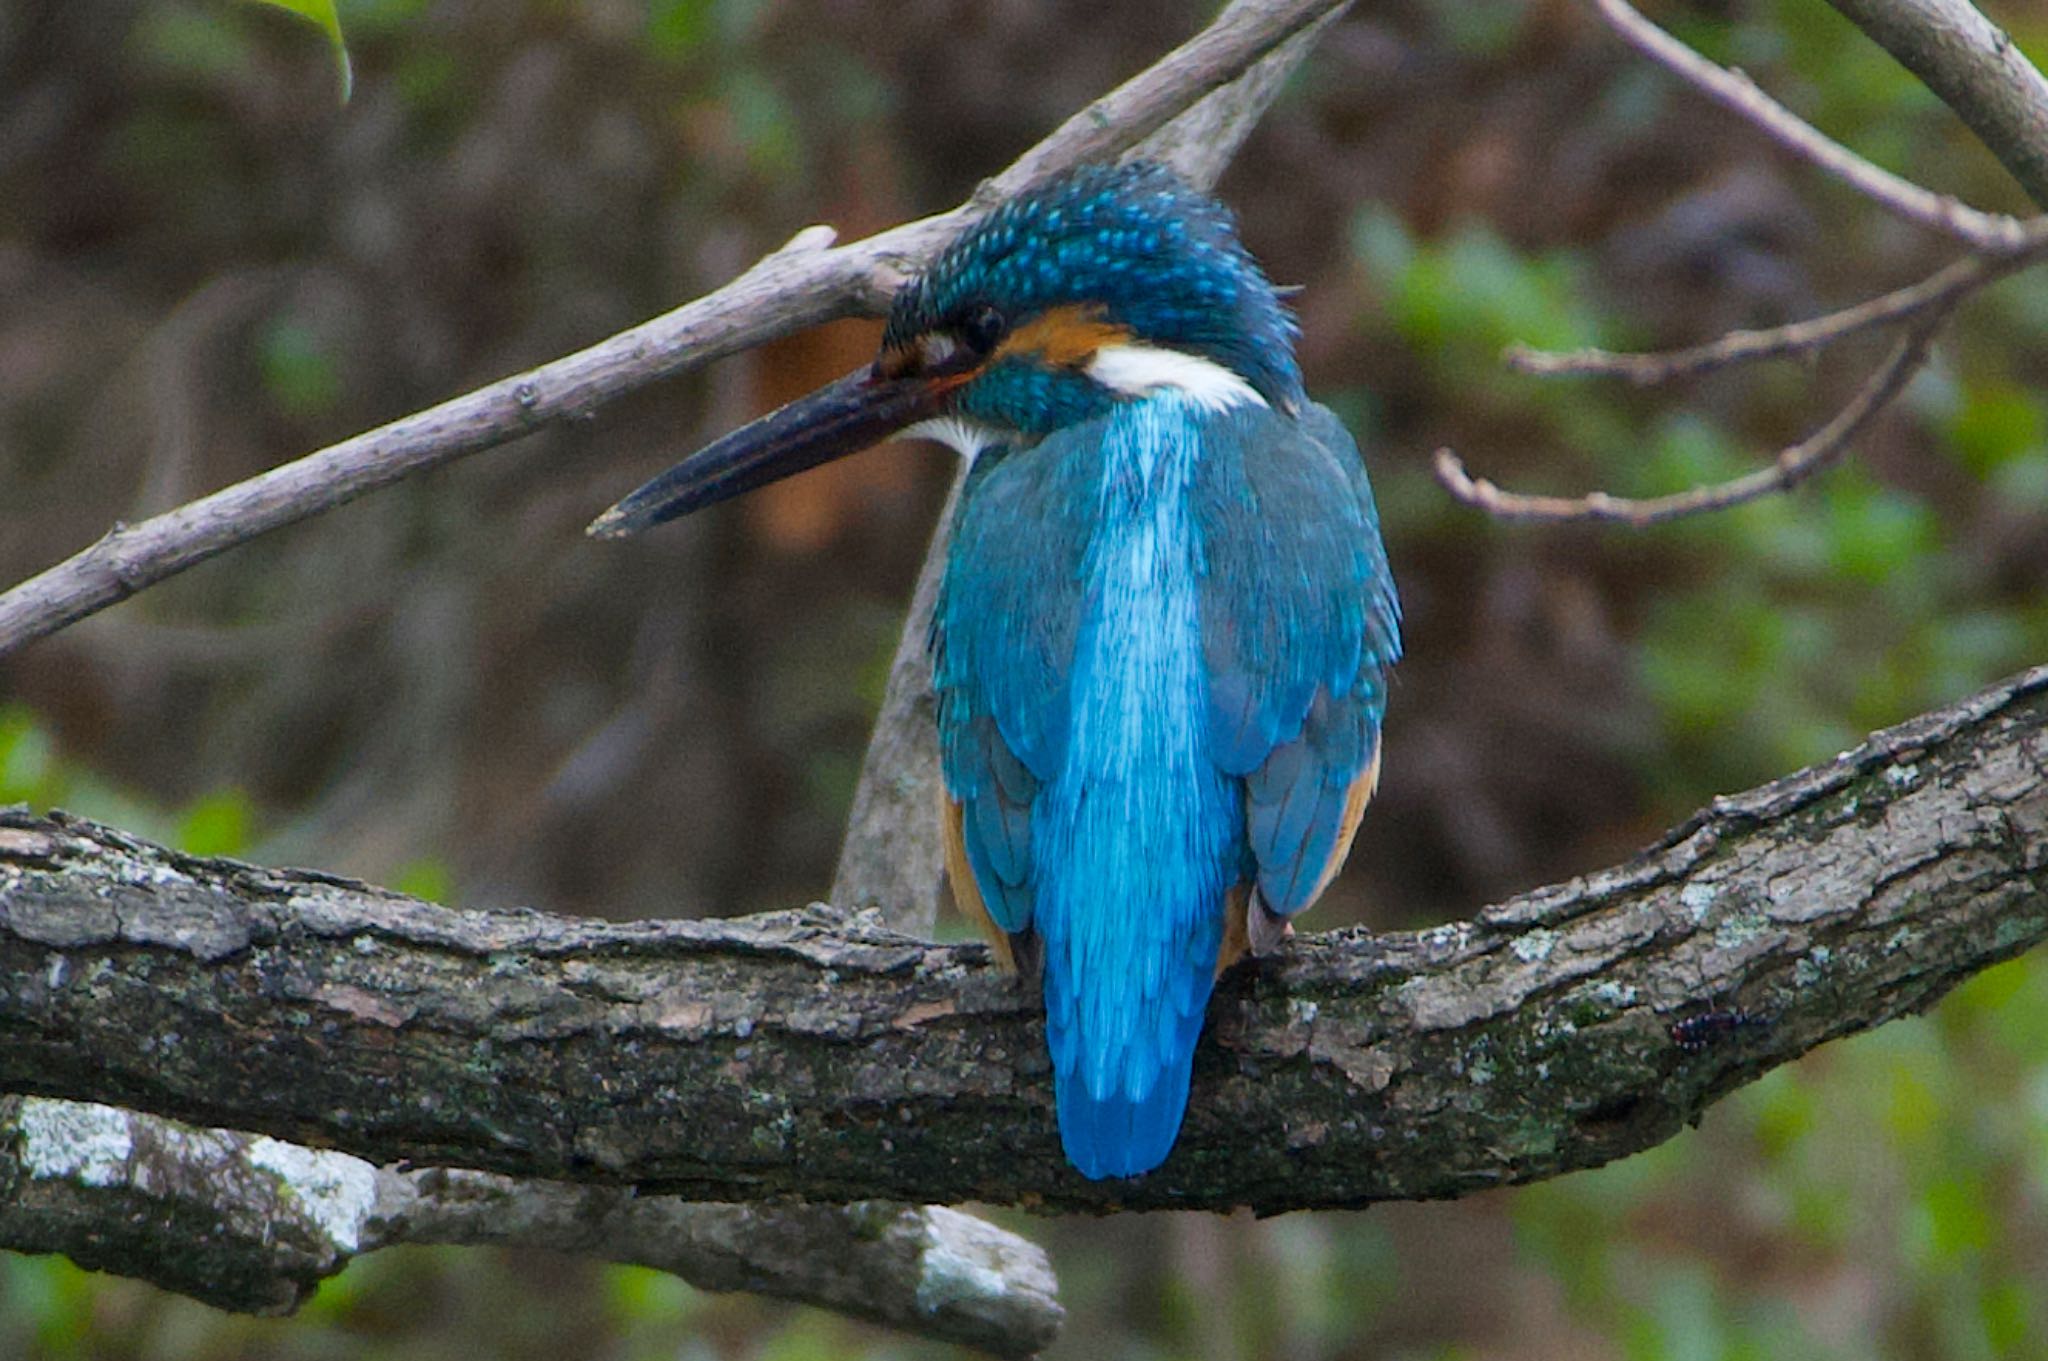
995 305 1132 370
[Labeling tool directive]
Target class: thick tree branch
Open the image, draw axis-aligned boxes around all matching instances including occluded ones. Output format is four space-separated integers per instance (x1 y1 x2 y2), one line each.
0 0 1349 663
5 664 2044 1213
0 1097 1057 1357
1824 0 2048 209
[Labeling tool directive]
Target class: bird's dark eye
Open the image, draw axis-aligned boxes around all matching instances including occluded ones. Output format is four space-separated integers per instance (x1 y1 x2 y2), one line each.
960 302 1007 356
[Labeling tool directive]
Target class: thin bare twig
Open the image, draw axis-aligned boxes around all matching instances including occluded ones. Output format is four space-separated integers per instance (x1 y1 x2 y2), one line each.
0 0 1350 662
1507 218 2048 383
1594 0 2030 251
1439 306 1951 525
1450 0 2048 526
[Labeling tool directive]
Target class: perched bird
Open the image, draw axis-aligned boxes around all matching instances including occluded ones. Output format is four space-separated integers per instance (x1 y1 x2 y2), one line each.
591 162 1400 1179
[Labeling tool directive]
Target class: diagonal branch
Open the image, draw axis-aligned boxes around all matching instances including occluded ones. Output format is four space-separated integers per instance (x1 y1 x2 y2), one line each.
5 663 2045 1214
1592 0 2028 250
0 0 1351 663
1822 0 2048 210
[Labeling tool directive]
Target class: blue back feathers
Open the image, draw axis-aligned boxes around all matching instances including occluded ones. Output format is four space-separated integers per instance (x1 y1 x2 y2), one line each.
935 397 1399 1178
923 164 1401 1179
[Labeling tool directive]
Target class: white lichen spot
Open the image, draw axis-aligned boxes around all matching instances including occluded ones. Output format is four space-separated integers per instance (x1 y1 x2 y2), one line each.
1679 883 1718 921
19 1099 132 1187
1793 945 1832 988
916 1207 1017 1316
1714 914 1764 950
1423 921 1473 949
1289 998 1320 1027
248 1136 379 1252
45 954 68 989
1886 762 1919 788
733 1016 755 1040
1885 926 1913 954
1586 980 1638 1008
1511 929 1558 963
101 850 196 890
1468 1055 1496 1085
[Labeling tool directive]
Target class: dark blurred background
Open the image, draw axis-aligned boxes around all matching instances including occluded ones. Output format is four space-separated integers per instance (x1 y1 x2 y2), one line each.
7 0 2048 1357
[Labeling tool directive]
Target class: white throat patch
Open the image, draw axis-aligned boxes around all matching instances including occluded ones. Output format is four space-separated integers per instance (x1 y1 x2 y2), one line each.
1087 343 1266 412
899 416 1003 464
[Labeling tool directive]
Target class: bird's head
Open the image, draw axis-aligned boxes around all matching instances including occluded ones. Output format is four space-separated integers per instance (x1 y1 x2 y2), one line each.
590 161 1301 537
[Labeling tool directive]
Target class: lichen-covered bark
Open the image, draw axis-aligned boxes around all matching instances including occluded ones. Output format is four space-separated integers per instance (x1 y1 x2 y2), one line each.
3 665 2045 1213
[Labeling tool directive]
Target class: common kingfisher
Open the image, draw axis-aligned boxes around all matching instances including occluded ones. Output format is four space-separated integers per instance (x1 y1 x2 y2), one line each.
592 162 1401 1180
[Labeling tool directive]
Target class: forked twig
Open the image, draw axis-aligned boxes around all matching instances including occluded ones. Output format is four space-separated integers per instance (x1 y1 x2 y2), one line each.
1438 306 1951 525
1444 0 2048 527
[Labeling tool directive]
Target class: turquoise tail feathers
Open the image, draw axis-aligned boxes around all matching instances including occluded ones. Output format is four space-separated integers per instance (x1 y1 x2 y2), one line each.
1045 952 1215 1179
1034 746 1235 1180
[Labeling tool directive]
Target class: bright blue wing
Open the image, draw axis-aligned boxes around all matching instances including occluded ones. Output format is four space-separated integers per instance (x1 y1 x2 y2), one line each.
1194 402 1401 916
931 434 1093 934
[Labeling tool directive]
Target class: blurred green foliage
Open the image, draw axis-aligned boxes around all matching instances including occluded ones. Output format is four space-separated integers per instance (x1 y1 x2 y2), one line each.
1349 206 2048 804
257 318 345 421
1327 22 2048 1340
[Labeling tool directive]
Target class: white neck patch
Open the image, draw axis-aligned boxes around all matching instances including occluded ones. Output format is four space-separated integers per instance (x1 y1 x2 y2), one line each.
897 345 1263 461
1087 343 1266 413
899 416 1003 464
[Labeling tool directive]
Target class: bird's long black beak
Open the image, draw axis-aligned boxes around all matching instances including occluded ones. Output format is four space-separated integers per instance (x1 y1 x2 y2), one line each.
587 366 952 539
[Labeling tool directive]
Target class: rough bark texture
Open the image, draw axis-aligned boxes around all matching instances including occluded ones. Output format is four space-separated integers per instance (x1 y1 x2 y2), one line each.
5 664 2044 1213
0 1096 1058 1356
